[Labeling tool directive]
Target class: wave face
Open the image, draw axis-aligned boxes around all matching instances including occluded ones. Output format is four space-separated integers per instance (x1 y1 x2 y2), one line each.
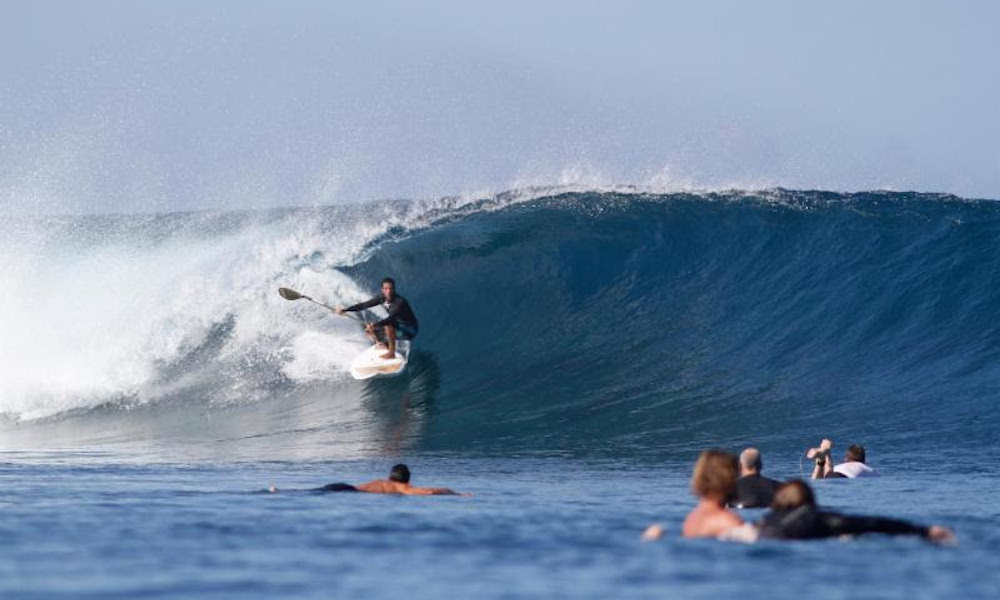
2 190 999 456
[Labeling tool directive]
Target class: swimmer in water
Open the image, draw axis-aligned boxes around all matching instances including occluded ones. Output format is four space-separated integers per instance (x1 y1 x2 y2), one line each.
642 449 749 541
807 439 876 478
758 479 954 543
732 447 782 508
321 464 465 496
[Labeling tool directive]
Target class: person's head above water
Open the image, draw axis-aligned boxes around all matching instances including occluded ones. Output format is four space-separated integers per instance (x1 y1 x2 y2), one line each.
771 479 817 511
739 447 763 475
845 444 866 464
381 277 396 300
388 463 410 484
691 449 739 502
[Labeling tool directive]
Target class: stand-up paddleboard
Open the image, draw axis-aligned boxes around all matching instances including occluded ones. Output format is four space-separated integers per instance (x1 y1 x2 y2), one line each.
349 340 411 380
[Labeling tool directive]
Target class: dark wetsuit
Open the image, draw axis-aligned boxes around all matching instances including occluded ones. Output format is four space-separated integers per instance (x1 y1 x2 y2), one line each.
319 482 358 492
734 474 782 508
759 506 930 540
345 293 419 340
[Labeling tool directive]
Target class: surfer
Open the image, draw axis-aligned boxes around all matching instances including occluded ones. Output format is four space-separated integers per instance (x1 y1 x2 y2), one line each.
336 277 419 360
320 464 463 496
643 449 749 541
732 447 782 508
807 439 876 478
758 479 955 543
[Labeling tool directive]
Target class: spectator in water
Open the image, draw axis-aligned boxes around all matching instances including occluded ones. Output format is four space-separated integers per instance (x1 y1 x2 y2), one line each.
643 449 757 542
808 439 877 479
758 479 954 543
318 464 464 496
732 447 782 508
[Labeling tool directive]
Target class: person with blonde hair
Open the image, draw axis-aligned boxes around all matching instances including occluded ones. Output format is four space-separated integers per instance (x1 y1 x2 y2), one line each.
681 449 746 538
643 450 747 541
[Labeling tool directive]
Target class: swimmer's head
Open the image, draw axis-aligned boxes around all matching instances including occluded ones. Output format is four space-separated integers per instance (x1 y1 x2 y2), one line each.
389 464 410 483
845 444 866 463
739 447 763 474
690 449 738 502
771 479 816 511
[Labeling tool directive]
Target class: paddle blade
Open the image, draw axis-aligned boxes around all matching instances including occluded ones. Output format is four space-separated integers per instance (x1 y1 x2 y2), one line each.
278 287 304 301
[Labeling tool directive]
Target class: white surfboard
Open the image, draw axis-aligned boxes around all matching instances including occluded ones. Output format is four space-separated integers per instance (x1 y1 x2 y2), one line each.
349 340 411 380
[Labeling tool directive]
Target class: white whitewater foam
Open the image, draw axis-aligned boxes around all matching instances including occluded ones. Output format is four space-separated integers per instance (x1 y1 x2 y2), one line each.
0 206 420 421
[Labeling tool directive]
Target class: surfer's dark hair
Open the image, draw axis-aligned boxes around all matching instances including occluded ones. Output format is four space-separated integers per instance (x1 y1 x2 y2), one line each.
846 444 866 463
381 277 396 287
389 464 410 483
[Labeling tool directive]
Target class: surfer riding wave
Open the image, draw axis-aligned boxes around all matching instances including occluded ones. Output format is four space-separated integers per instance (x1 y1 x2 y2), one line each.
337 277 419 359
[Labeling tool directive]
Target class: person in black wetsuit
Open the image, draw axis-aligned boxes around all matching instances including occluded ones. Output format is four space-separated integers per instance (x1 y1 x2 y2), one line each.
732 447 782 508
336 277 419 360
758 479 954 543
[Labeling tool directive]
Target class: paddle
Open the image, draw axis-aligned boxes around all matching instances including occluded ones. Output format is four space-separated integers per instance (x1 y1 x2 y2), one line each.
278 287 367 325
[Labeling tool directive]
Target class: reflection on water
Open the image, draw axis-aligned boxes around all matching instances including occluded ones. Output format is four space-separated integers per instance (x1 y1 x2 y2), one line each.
360 351 441 455
0 352 442 462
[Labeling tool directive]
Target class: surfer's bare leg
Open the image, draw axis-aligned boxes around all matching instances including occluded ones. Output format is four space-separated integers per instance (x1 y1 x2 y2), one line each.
381 324 397 359
364 323 387 348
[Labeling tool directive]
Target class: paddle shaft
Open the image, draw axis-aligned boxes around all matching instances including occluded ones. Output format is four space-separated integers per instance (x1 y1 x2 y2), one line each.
279 287 367 325
318 298 369 326
300 295 335 311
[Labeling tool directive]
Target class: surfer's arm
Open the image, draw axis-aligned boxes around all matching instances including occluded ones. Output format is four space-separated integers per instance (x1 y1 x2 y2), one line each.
810 455 834 479
344 296 381 312
807 439 834 479
821 512 940 538
404 486 460 496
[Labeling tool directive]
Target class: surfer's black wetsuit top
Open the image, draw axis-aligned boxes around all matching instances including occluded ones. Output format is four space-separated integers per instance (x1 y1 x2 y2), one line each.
345 293 419 333
733 474 782 508
759 506 930 540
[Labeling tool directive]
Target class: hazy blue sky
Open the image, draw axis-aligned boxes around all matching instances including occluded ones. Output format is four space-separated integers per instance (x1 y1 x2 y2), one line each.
2 0 998 213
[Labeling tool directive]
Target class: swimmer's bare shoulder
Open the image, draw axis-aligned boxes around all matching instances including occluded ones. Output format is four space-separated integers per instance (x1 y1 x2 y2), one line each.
356 479 404 494
355 480 467 496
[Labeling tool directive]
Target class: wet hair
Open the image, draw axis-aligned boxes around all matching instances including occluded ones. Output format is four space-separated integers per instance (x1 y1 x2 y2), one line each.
740 447 763 472
690 449 739 501
389 464 410 483
845 444 866 463
771 479 816 511
381 277 396 288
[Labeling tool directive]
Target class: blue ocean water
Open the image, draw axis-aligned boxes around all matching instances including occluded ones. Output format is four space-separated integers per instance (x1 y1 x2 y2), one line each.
2 189 999 598
2 455 999 600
